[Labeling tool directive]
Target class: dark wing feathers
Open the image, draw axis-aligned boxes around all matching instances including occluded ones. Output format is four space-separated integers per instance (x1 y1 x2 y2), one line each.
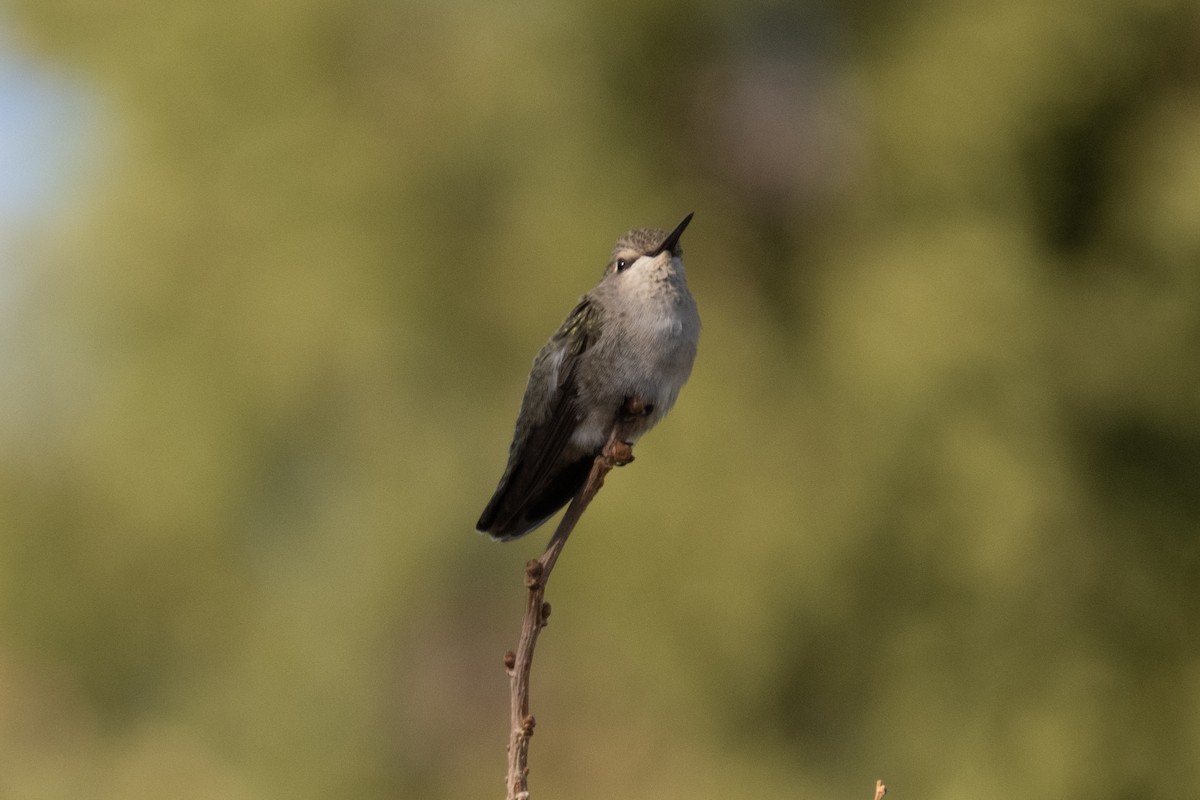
476 300 601 540
481 383 580 536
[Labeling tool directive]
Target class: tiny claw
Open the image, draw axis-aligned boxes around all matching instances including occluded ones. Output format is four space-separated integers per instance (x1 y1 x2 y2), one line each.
604 440 635 467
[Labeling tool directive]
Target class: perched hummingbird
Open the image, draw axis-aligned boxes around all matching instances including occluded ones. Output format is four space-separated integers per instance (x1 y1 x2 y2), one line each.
477 213 701 541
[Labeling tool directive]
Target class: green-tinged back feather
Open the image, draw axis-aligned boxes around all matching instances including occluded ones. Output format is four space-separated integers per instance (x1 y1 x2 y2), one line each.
476 300 603 540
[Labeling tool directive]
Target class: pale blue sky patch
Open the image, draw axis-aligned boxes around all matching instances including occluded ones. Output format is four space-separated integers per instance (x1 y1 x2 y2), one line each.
0 18 99 444
0 20 95 291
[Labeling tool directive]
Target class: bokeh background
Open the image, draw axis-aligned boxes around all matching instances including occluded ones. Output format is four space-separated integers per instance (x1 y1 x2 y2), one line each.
2 1 1199 798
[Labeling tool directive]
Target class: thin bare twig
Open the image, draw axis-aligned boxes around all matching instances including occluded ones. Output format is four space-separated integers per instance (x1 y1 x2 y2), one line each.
503 418 638 800
497 407 885 800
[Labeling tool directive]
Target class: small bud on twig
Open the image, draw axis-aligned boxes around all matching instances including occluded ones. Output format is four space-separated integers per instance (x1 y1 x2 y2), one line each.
524 559 544 589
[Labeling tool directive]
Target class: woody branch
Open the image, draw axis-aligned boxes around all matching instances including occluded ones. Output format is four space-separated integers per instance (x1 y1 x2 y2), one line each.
501 401 644 800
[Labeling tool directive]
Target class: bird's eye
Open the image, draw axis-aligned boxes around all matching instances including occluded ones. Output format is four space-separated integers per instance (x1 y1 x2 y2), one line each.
615 258 629 272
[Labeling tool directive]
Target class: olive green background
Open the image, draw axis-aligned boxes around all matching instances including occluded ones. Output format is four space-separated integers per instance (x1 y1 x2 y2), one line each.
2 1 1198 798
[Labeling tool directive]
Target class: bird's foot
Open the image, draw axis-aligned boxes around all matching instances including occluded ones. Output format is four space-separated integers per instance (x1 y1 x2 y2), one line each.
602 439 635 468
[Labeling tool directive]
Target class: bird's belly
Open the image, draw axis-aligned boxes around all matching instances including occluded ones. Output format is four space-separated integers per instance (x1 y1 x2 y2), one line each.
569 300 697 450
571 348 690 449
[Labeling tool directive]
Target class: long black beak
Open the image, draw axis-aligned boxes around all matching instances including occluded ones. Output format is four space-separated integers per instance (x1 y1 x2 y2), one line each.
653 212 694 256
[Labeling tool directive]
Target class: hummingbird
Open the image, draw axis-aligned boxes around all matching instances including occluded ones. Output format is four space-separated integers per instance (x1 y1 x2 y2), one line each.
477 213 701 541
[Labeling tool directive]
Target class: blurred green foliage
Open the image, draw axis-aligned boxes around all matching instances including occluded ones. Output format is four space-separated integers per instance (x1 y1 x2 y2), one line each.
1 0 1198 798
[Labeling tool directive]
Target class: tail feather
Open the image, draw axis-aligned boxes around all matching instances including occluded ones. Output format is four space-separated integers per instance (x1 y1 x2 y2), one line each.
476 455 593 541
